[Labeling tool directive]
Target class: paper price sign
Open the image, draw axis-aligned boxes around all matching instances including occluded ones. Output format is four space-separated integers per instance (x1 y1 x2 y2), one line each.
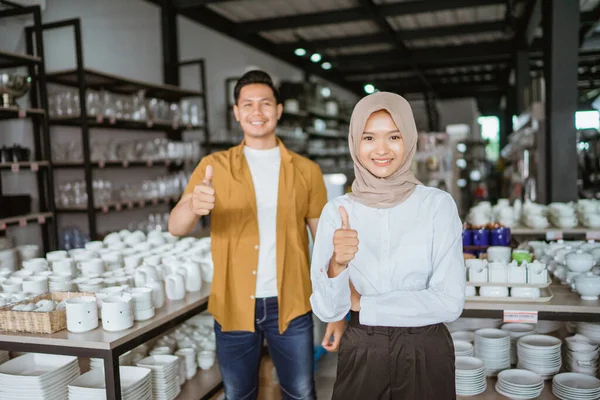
146 160 153 167
37 215 46 224
152 199 158 206
586 231 600 241
30 162 39 172
18 110 26 118
19 219 27 227
115 203 122 211
503 310 538 324
11 164 19 173
102 206 109 213
545 230 563 241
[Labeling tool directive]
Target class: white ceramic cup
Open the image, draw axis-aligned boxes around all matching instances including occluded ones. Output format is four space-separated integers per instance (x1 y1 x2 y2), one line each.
46 250 68 262
2 278 22 293
79 259 105 276
197 350 215 370
22 276 48 294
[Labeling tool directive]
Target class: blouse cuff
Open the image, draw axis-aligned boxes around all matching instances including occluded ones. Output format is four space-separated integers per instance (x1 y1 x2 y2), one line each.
321 264 350 292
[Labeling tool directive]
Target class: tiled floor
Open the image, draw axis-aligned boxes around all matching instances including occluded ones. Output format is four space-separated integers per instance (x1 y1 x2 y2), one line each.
315 352 337 400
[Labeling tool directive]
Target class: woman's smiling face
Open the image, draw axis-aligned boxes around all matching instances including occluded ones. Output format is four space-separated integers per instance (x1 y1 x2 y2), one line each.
358 110 405 178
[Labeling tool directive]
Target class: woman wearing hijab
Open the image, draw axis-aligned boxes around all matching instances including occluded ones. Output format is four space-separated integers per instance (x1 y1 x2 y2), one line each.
310 92 465 399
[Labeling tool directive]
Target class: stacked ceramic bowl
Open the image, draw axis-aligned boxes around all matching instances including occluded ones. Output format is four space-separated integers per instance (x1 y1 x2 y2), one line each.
136 355 181 400
552 373 600 400
535 320 564 334
453 340 474 357
495 369 544 399
130 288 155 322
517 335 562 379
0 353 80 400
474 329 511 376
564 334 599 376
446 318 502 333
68 367 152 400
501 323 536 366
454 356 486 396
576 322 600 344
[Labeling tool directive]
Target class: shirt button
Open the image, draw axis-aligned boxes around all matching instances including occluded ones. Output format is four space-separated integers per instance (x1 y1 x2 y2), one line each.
254 245 259 250
252 271 256 275
250 295 255 300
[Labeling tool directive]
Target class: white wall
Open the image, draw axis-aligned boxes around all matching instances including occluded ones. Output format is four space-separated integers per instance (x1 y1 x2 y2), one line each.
0 0 358 248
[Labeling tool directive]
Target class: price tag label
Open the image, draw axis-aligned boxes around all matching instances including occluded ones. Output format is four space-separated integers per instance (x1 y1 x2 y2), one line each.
37 215 46 224
138 200 145 207
11 163 19 173
30 162 39 172
127 202 134 209
109 117 116 125
146 120 154 128
102 206 109 213
503 310 538 324
586 231 600 241
18 109 26 118
146 160 153 167
152 198 159 206
98 160 105 168
165 160 171 166
546 230 563 241
19 219 27 227
115 203 122 211
122 160 129 168
172 122 179 130
0 223 6 231
96 115 104 123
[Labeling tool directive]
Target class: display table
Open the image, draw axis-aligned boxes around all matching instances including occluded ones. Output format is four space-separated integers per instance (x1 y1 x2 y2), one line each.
0 287 222 400
462 283 600 322
457 377 558 400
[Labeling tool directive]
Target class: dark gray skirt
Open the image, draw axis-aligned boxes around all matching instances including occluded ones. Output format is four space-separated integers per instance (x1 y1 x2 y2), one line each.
332 312 456 400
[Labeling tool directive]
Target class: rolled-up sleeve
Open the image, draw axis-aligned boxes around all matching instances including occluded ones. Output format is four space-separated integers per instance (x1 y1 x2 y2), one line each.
310 202 351 322
359 193 466 327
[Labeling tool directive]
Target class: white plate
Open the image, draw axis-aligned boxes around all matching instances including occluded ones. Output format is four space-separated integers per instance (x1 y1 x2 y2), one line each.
498 369 544 387
0 354 78 379
518 334 562 348
553 372 600 390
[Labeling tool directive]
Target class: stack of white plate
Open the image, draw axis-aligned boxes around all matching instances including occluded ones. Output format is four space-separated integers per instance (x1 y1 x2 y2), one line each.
495 369 544 399
136 355 181 400
89 351 133 371
68 366 152 400
474 328 511 376
535 320 563 334
446 318 502 333
0 353 80 400
501 323 536 365
451 331 475 343
576 322 600 344
0 350 9 365
564 334 599 376
453 340 474 357
517 335 562 379
455 356 486 396
552 372 600 400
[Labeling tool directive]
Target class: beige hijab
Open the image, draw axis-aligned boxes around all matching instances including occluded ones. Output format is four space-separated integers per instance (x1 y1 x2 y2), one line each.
348 92 422 208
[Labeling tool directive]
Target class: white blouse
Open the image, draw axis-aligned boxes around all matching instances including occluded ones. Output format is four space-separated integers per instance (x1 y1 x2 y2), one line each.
310 185 466 327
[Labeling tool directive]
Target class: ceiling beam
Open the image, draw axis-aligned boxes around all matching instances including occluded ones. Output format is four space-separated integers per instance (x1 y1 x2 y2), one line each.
279 21 506 51
172 4 362 95
517 0 542 47
382 82 505 95
236 0 515 34
355 0 433 92
174 0 230 9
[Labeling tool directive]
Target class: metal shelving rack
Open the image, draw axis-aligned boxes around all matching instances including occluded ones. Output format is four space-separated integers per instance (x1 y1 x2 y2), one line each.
27 18 210 241
0 5 57 252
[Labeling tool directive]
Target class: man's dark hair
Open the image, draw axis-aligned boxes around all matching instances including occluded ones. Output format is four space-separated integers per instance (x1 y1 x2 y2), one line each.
234 70 280 105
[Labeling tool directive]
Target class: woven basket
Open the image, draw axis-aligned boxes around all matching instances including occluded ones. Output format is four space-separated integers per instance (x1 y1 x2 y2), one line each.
0 291 95 334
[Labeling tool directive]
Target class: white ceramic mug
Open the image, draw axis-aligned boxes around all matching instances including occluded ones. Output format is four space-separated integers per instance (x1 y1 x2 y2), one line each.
22 276 48 294
66 296 99 333
165 274 185 300
78 259 105 276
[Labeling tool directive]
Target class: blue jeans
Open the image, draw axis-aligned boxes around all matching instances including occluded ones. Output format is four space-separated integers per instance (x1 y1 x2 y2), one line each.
215 297 316 400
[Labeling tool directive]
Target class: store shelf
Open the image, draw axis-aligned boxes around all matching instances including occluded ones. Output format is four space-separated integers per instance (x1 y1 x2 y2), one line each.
0 288 209 351
46 68 203 102
56 196 179 214
307 129 345 140
0 107 46 120
54 160 195 169
308 109 349 124
281 110 308 118
0 161 49 170
462 283 600 321
457 377 556 400
0 212 52 230
50 116 204 132
511 225 598 236
175 366 223 400
0 49 42 69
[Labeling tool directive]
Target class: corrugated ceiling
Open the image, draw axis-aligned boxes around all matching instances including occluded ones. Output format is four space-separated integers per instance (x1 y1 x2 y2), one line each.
260 20 380 44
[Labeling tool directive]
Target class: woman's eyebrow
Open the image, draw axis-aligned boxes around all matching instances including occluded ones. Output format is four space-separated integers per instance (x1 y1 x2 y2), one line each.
362 129 401 134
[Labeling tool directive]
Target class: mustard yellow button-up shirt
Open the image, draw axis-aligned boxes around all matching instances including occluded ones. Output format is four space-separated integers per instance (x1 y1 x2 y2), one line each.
183 139 328 333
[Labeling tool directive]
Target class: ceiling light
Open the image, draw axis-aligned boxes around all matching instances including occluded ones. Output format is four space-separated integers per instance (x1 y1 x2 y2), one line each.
364 84 375 94
310 53 322 63
294 48 307 56
321 62 332 70
321 87 331 98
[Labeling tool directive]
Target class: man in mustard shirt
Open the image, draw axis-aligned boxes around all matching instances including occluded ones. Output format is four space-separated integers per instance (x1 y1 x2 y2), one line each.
169 70 344 400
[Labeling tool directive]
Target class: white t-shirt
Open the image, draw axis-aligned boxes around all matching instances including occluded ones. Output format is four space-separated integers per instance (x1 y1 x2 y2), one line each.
244 146 281 298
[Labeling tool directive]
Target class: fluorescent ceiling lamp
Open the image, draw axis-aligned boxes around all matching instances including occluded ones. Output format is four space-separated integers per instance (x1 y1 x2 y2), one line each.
310 53 322 62
294 48 307 56
364 84 375 94
321 62 332 70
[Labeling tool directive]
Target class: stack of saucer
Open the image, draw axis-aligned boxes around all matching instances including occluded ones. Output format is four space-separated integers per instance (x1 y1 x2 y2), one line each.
552 372 600 400
455 356 486 396
501 323 536 365
517 335 562 379
495 369 544 399
453 340 474 357
564 334 599 376
474 328 511 376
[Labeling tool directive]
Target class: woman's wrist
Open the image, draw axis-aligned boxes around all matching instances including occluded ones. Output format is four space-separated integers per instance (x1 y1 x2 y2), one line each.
327 259 347 278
